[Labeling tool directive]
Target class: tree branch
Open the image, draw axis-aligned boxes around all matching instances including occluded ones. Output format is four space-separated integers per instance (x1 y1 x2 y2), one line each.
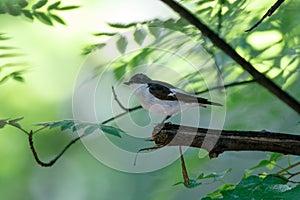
245 0 285 32
28 130 83 167
152 123 300 158
159 0 300 114
195 79 255 95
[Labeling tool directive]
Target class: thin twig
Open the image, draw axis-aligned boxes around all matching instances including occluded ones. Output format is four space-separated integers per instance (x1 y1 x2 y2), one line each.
134 145 163 166
32 125 49 134
159 0 300 114
112 86 129 111
288 171 300 179
277 161 300 175
195 79 255 95
245 0 285 32
28 130 84 167
179 146 190 186
101 105 142 124
8 123 29 136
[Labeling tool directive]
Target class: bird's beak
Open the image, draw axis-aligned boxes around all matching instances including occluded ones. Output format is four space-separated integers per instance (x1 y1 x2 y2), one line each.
123 81 130 85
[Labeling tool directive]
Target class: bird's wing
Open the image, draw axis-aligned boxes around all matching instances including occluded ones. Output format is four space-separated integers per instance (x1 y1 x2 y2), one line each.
173 90 222 106
148 81 222 106
147 82 177 101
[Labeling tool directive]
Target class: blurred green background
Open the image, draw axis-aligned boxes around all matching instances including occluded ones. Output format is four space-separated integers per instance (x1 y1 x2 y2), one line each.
0 0 299 199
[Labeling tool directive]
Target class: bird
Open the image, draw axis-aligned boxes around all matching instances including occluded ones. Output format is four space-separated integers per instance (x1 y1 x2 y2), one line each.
124 73 222 123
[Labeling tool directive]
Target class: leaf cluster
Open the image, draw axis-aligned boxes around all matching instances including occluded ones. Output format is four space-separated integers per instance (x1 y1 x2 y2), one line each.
0 33 27 85
0 117 124 138
36 119 123 137
203 175 300 200
84 0 299 93
174 168 232 188
83 18 192 56
0 0 80 26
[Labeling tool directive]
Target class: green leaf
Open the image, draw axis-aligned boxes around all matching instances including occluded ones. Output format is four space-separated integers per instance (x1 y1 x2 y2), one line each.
22 10 33 20
281 185 300 199
33 12 53 26
99 124 123 137
202 175 292 200
173 181 184 186
48 121 62 129
247 159 270 173
0 46 17 50
47 1 61 10
8 117 24 124
0 34 11 40
84 125 98 135
7 4 22 16
173 179 202 188
8 117 24 128
108 22 136 29
56 5 80 11
148 26 162 38
81 43 106 55
13 75 24 82
72 123 88 132
18 0 29 8
36 120 75 130
34 122 49 127
60 120 75 131
0 119 8 129
247 153 284 173
49 14 66 25
113 63 127 80
269 152 283 161
0 62 28 68
0 6 7 14
93 32 116 37
266 160 277 170
116 36 127 54
0 75 11 84
203 184 235 199
32 0 48 10
0 53 24 58
134 28 146 45
197 168 232 181
185 179 202 188
0 70 25 84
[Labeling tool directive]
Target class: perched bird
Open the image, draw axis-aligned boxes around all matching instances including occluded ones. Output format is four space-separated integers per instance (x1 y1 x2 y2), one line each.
124 73 222 123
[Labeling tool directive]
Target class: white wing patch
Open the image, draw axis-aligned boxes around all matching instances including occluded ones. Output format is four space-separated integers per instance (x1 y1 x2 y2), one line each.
167 91 176 97
170 88 192 96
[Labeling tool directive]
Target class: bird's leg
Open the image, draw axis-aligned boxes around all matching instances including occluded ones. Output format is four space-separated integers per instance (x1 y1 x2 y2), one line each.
161 115 171 124
150 115 172 142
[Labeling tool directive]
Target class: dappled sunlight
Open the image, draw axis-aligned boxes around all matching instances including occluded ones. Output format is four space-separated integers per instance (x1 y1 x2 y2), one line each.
246 30 283 51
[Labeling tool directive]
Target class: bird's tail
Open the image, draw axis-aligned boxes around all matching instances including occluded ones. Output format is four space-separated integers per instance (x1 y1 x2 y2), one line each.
197 97 223 106
208 101 223 106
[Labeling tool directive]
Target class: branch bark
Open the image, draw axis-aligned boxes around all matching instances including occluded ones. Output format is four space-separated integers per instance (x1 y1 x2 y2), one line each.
159 0 300 114
152 123 300 158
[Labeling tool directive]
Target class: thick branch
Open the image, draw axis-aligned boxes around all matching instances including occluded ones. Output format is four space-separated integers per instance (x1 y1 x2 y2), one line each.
152 123 300 158
159 0 300 114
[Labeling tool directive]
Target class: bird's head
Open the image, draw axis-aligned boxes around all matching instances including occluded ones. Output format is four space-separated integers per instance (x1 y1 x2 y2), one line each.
124 73 152 85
